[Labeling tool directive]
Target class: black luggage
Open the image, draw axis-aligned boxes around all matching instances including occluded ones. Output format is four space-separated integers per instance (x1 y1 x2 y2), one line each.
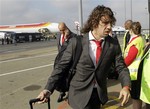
29 98 50 109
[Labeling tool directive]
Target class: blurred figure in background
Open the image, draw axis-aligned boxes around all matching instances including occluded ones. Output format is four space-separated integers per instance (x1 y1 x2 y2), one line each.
54 22 77 102
56 22 75 51
123 21 145 109
123 20 132 53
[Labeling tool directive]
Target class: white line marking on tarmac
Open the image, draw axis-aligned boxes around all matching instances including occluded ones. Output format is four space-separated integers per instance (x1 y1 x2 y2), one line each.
0 52 57 63
0 63 53 77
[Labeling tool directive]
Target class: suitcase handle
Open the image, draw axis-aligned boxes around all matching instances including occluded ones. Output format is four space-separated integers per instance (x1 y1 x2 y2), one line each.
29 98 50 109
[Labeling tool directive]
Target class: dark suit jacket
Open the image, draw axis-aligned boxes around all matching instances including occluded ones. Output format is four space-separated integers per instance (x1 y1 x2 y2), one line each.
56 32 62 51
45 33 131 109
51 31 77 92
54 31 77 67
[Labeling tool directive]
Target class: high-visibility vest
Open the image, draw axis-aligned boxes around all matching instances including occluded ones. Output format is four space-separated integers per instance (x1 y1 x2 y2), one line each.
124 36 144 80
140 48 150 104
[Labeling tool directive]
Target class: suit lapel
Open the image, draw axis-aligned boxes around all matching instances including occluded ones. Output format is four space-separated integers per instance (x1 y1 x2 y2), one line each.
83 34 95 66
59 35 73 53
96 36 110 68
56 33 62 50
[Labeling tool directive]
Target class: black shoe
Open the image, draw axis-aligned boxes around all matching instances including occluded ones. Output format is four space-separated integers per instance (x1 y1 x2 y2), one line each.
57 92 66 102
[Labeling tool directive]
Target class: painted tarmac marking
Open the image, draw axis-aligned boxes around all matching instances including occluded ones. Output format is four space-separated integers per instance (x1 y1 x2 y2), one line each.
0 52 57 63
102 96 127 109
0 63 53 77
57 96 127 109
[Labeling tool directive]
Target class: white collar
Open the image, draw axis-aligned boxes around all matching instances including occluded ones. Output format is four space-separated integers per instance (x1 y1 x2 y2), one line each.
89 31 104 41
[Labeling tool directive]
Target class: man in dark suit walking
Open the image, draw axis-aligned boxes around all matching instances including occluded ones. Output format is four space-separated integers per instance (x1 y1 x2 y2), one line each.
56 22 76 51
37 5 131 109
54 22 77 66
54 22 77 102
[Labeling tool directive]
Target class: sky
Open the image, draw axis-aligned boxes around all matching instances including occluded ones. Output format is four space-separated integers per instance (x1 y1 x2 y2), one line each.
0 0 149 33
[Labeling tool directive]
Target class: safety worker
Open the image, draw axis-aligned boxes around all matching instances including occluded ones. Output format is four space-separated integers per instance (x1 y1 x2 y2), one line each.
123 22 145 109
137 42 150 109
122 20 132 53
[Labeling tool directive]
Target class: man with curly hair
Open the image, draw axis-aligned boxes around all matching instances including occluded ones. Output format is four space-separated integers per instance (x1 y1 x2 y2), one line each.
37 5 131 109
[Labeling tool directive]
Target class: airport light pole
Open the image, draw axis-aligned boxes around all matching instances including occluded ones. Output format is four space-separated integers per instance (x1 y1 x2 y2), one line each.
124 0 126 21
131 0 133 20
79 0 83 35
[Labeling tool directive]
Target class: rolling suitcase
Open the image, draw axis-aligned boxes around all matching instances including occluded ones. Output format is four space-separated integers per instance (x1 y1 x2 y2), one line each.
29 98 50 109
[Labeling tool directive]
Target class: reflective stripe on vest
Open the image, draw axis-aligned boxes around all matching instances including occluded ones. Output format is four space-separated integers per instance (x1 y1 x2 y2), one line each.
128 57 142 80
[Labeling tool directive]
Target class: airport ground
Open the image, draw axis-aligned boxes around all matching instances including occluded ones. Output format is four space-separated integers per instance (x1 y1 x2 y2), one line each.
0 37 146 109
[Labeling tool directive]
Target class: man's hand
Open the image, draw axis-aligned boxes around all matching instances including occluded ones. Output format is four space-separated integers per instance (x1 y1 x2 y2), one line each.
36 90 51 104
118 87 130 106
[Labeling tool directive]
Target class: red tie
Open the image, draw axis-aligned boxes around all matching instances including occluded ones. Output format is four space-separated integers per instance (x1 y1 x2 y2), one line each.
93 40 103 64
62 34 65 45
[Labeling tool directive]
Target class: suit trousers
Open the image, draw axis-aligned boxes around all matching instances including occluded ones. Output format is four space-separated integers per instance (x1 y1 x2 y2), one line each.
84 88 101 109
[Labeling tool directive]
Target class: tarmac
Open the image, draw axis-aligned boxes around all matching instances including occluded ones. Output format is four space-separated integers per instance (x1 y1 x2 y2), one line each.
0 38 146 109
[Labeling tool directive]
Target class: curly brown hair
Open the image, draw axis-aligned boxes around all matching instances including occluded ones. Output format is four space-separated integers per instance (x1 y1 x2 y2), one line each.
81 5 116 34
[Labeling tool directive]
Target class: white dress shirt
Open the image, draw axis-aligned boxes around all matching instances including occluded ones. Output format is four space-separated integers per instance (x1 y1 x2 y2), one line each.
89 31 104 67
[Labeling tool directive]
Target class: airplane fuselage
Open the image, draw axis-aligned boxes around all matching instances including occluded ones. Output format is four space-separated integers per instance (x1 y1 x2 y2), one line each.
0 22 59 33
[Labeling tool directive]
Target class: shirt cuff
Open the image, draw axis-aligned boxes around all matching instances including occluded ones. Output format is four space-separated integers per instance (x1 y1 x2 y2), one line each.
123 86 131 90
